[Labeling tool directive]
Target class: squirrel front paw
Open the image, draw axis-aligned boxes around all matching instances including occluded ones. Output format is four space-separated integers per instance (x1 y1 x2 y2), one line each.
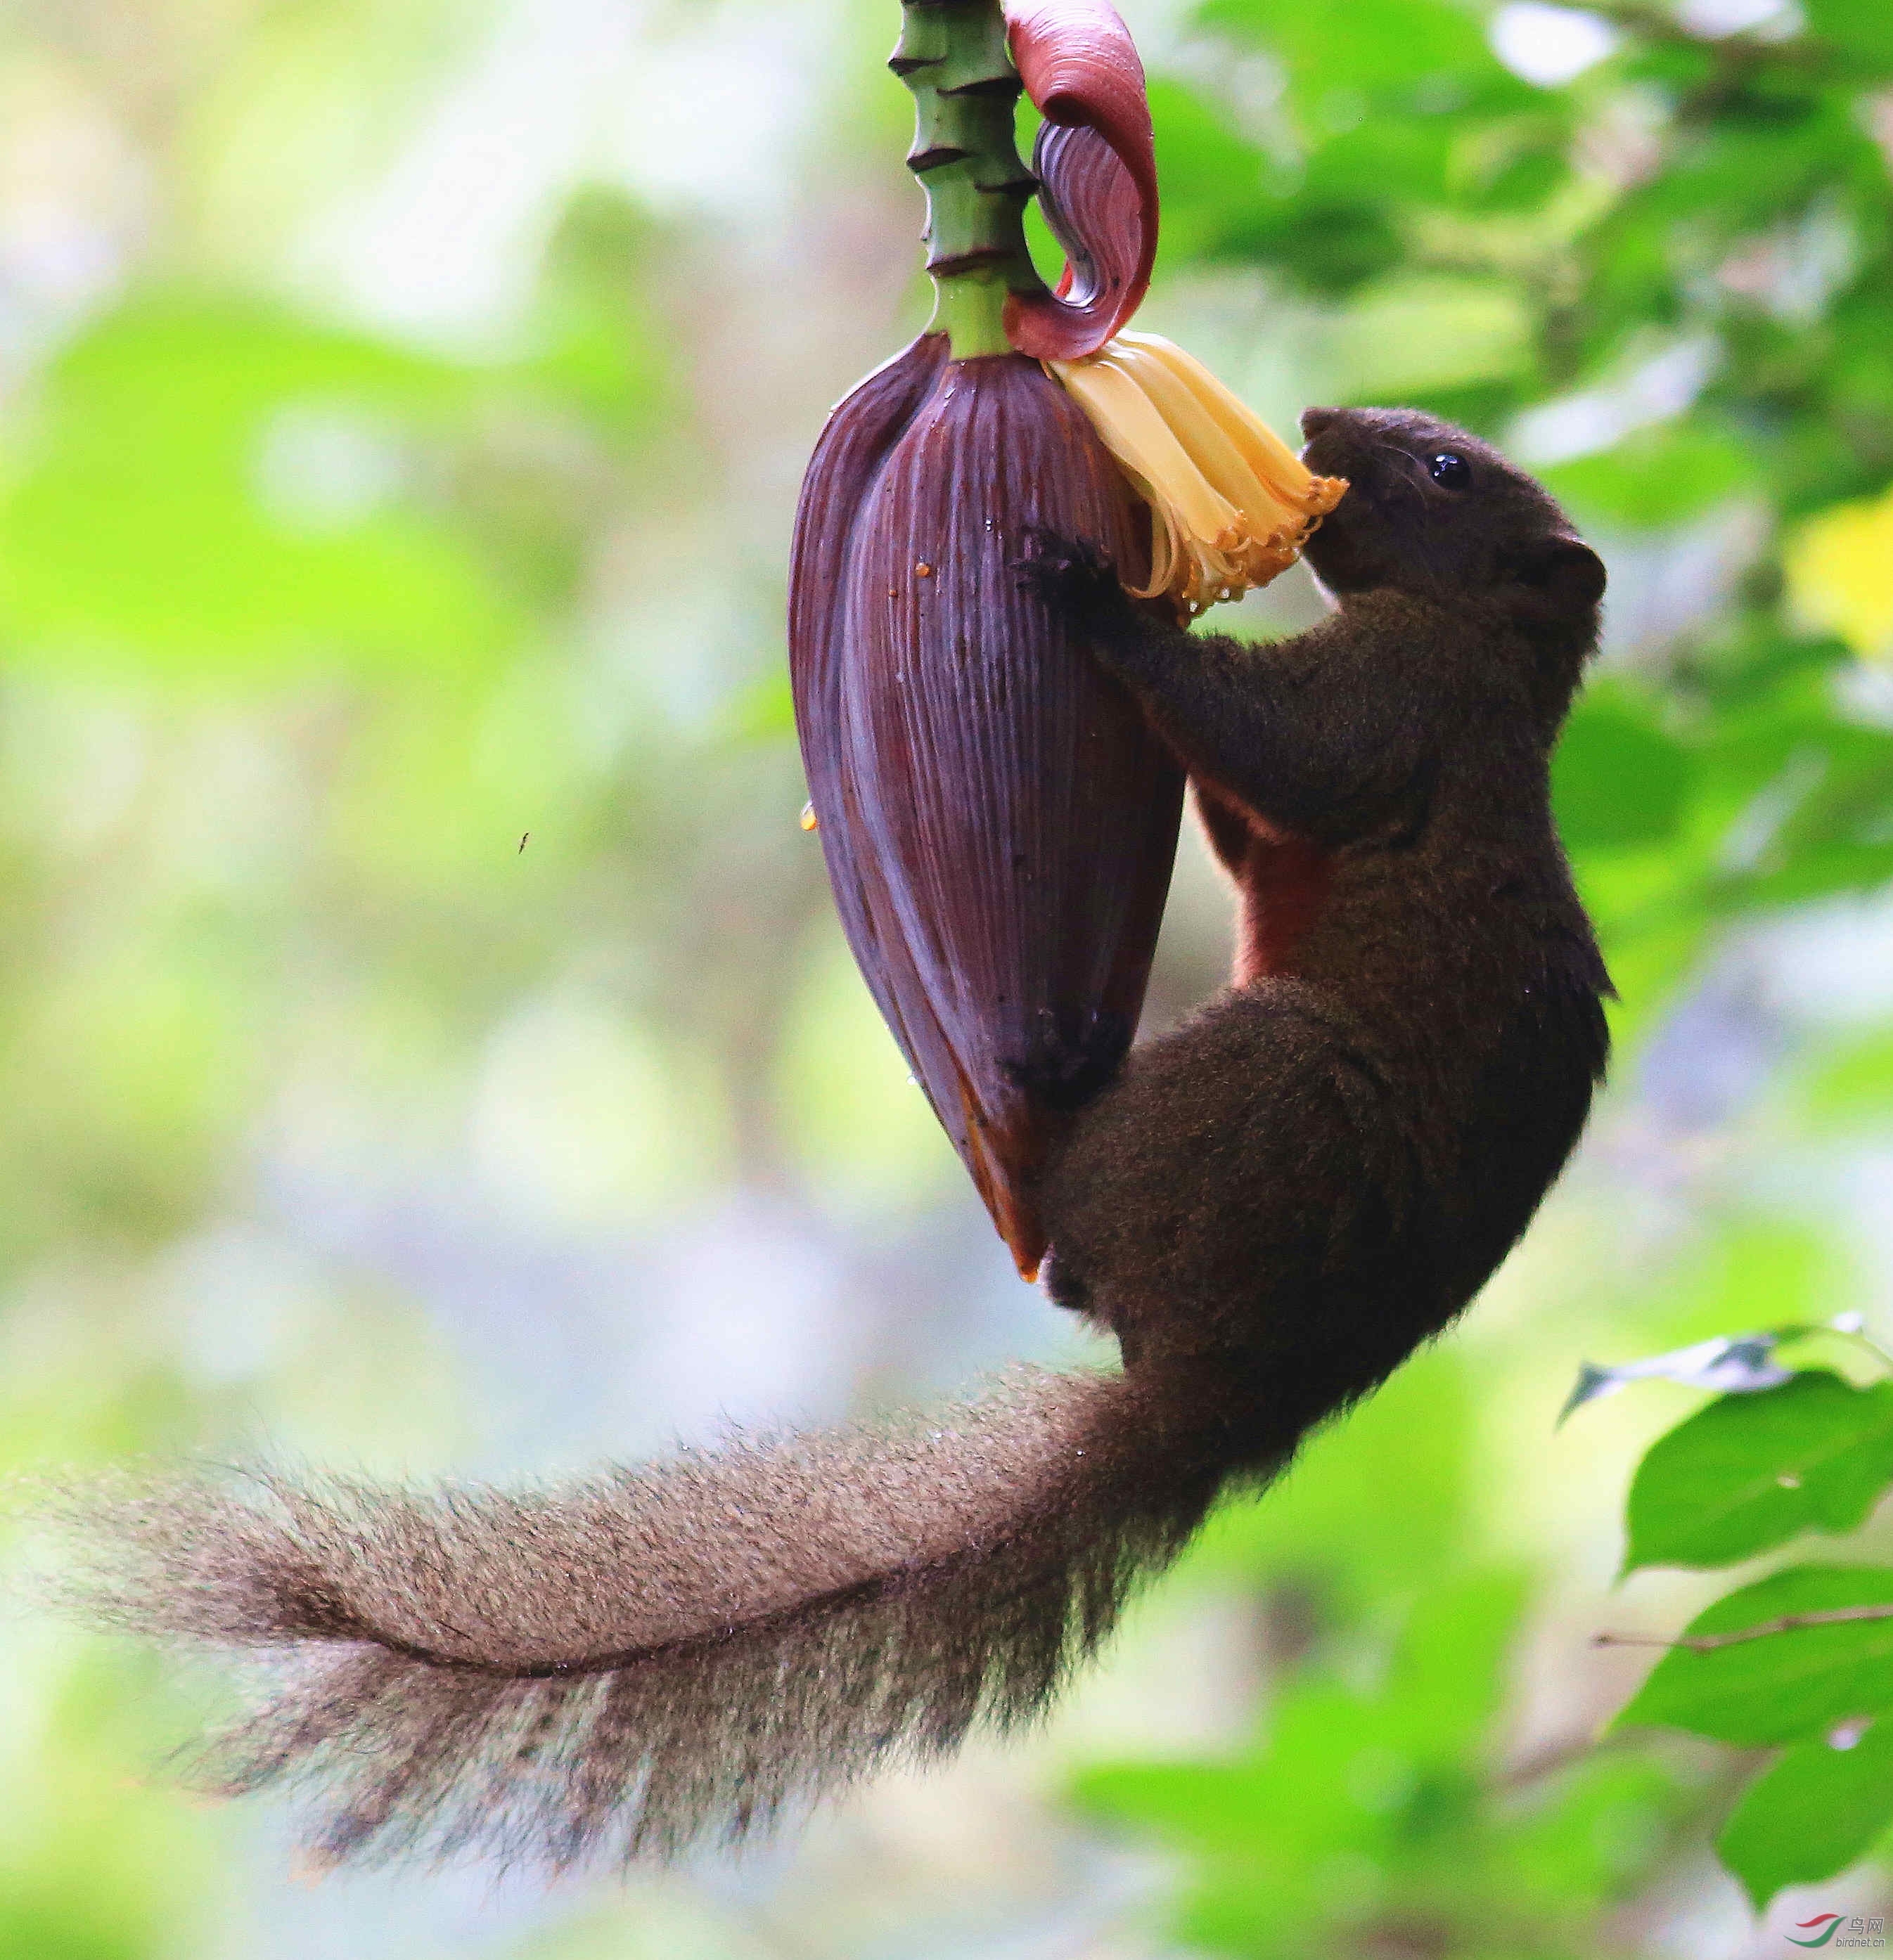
1011 527 1122 619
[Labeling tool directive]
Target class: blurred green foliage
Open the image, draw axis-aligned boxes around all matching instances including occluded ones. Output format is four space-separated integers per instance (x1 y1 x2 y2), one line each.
1078 0 1893 1949
1080 1570 1688 1959
0 0 1890 1954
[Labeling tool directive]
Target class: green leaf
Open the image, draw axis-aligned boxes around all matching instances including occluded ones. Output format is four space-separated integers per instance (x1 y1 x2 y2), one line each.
1621 98 1878 240
722 668 796 742
1802 1028 1893 1126
530 186 679 445
1201 0 1511 108
1186 1347 1473 1599
1625 1375 1893 1573
1180 0 1543 307
1306 115 1456 209
1543 423 1757 530
1220 194 1407 295
0 295 519 684
1553 685 1694 850
1328 275 1534 399
1146 81 1284 271
1390 1570 1532 1757
1615 1565 1893 1746
1717 1714 1893 1910
1446 110 1571 214
1707 722 1893 910
1802 0 1893 72
1491 1754 1686 1915
1078 1572 1682 1955
1075 1571 1526 1949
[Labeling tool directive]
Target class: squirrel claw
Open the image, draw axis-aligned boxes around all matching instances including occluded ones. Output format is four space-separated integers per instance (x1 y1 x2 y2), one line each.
1011 527 1119 607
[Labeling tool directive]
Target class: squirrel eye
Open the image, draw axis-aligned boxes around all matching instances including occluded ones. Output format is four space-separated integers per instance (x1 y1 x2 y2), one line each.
1428 451 1472 489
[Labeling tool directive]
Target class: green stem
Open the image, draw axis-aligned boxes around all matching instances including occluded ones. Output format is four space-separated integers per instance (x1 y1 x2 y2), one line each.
891 0 1048 359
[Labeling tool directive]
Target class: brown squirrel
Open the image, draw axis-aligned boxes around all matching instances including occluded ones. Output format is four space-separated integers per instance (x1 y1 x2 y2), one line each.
56 406 1609 1872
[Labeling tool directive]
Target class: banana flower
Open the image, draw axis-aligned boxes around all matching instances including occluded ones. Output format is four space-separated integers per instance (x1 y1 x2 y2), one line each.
789 0 1342 1276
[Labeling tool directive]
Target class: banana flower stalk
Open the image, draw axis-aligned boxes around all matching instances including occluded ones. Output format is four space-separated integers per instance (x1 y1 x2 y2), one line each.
789 0 1340 1276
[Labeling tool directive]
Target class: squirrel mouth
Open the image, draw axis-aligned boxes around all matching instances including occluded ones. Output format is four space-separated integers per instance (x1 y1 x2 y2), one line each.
1297 409 1354 485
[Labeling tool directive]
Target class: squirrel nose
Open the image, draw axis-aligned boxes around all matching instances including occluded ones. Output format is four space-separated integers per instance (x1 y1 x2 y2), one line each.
1300 406 1343 439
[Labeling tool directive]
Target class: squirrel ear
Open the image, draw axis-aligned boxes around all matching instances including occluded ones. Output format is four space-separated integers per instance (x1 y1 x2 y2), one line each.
1509 536 1606 612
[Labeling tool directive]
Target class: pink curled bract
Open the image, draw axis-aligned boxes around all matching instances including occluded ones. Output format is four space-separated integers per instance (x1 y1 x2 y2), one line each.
788 338 1183 1276
1003 0 1157 361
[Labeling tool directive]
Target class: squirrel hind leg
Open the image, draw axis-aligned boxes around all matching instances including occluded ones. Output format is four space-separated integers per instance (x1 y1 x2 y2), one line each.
1038 1245 1136 1362
1041 986 1391 1370
1039 1246 1089 1313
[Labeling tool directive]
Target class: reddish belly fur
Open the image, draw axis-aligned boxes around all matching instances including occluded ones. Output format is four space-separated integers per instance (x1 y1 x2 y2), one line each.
1236 830 1334 984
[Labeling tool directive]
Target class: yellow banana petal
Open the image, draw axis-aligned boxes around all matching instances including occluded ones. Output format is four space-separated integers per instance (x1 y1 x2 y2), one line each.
1055 357 1238 542
1053 358 1244 607
1108 342 1269 526
1122 333 1320 501
1048 330 1348 619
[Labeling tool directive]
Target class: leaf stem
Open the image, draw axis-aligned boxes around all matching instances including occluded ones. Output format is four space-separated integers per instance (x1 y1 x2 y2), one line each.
891 0 1047 359
1595 1602 1893 1654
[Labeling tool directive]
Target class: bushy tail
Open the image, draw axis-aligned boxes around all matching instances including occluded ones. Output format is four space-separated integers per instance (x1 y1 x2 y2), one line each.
45 1364 1263 1871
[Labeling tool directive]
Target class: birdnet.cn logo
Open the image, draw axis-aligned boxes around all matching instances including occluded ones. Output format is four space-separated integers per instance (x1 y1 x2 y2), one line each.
1787 1913 1886 1949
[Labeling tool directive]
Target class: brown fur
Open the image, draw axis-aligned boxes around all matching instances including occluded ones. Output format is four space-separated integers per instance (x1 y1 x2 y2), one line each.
1032 407 1612 1382
44 407 1610 1872
52 1369 1246 1869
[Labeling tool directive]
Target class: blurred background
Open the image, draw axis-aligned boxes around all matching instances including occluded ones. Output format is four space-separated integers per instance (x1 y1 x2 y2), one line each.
1 0 1892 1953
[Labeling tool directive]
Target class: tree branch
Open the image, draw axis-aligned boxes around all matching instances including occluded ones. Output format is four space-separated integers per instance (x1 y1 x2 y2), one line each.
1594 1602 1893 1654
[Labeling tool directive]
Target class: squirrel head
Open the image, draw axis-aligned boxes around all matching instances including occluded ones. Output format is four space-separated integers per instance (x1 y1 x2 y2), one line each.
1297 406 1605 645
